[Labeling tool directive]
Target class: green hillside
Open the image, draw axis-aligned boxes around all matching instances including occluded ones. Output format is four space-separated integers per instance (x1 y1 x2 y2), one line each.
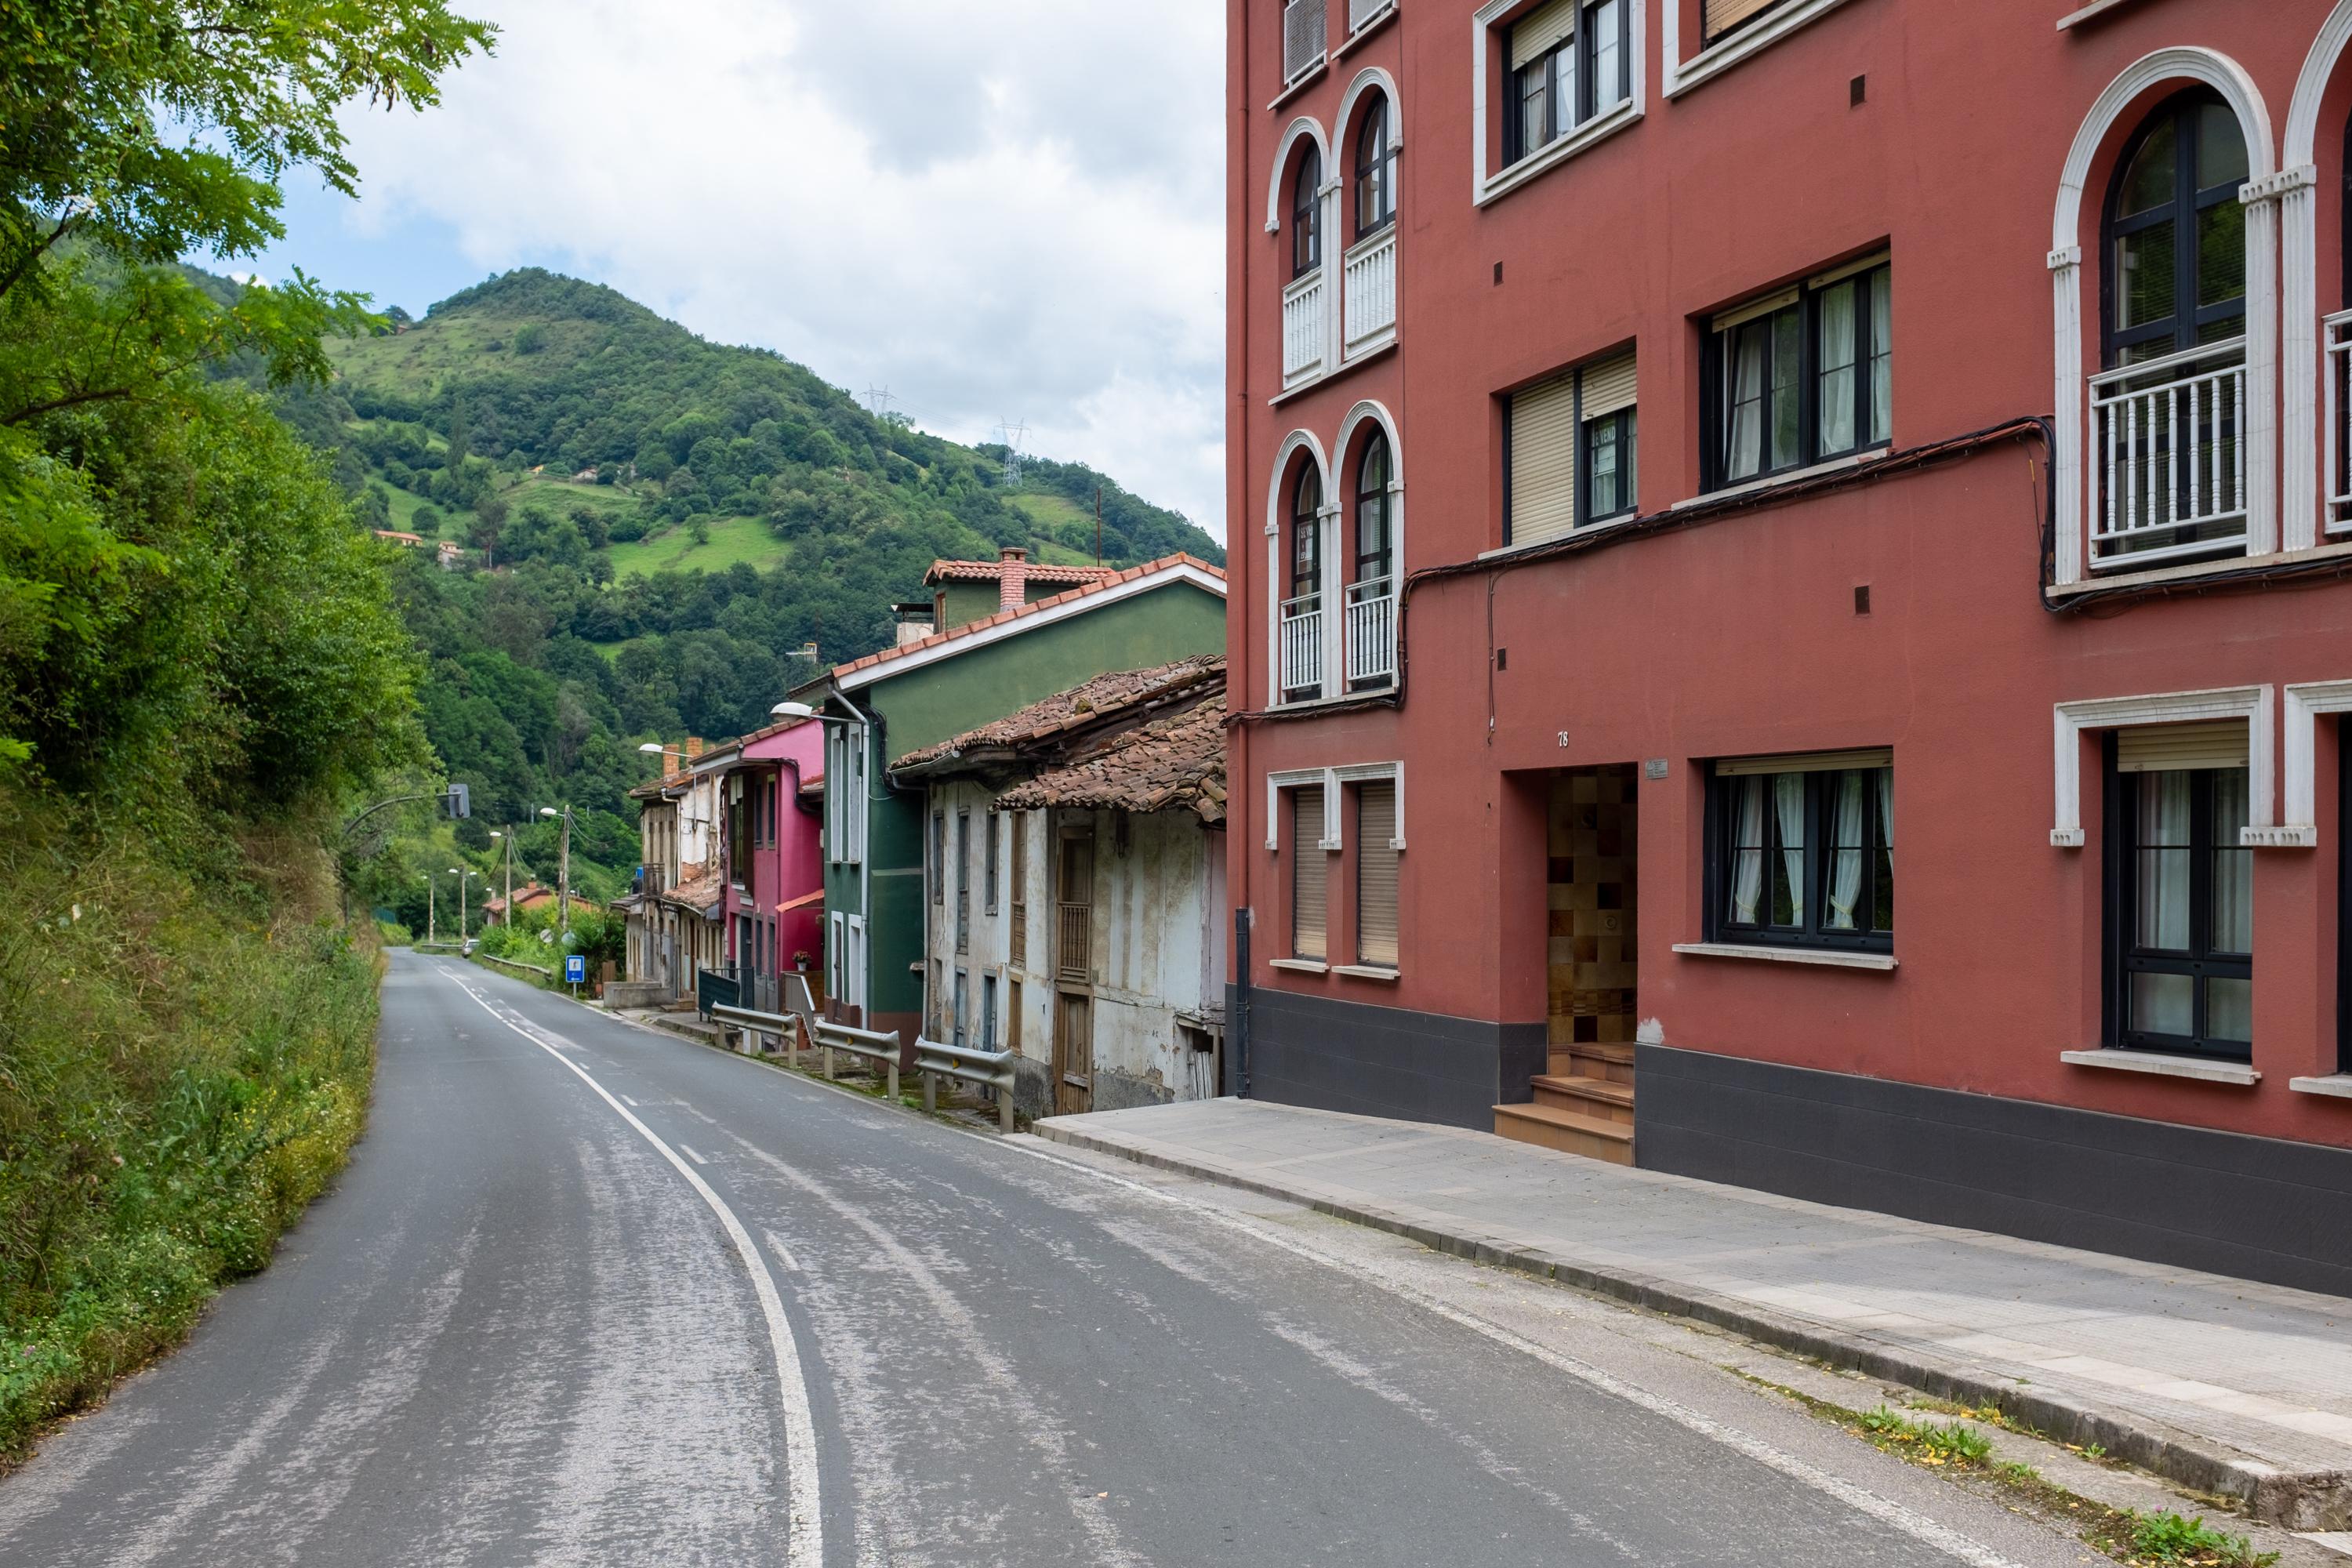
265 268 1224 904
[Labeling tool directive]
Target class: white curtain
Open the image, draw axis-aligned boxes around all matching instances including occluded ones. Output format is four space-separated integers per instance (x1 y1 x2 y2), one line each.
1727 329 1765 480
1817 281 1857 453
1730 777 1765 924
2136 773 2191 950
2210 768 2252 954
1869 272 1893 443
1772 773 1806 927
1826 771 1864 930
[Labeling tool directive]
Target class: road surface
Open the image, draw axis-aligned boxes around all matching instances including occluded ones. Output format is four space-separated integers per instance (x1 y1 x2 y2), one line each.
0 949 2088 1566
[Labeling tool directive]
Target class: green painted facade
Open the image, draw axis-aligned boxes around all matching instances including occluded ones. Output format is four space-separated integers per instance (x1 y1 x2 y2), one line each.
819 574 1225 1031
934 575 1088 632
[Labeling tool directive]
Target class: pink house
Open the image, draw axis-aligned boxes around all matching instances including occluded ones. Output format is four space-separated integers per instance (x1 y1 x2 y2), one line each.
720 715 826 1013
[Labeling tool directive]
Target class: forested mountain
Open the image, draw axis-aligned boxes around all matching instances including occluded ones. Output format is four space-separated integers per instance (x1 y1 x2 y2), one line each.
270 267 1223 906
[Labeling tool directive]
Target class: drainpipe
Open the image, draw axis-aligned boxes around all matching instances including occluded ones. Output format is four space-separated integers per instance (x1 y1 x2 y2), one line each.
1233 906 1253 1098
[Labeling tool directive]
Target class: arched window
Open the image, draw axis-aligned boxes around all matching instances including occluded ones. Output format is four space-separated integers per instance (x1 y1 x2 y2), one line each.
1355 96 1397 240
1292 145 1323 280
1354 433 1392 587
2104 90 2249 366
1290 466 1323 606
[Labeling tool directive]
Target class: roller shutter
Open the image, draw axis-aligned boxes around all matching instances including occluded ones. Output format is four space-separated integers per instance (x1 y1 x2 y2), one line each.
1293 786 1328 960
1508 375 1581 546
1356 781 1399 968
2115 720 2249 774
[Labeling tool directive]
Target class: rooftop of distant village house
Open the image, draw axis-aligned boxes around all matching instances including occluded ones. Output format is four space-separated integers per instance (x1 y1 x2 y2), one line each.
891 654 1224 774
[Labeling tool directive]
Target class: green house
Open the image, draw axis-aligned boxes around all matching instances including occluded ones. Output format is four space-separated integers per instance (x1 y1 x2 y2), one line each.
802 552 1227 1042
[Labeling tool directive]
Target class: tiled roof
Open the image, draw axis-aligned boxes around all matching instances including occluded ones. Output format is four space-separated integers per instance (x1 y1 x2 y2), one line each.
996 688 1228 824
924 558 1117 586
661 869 726 916
820 554 1225 685
483 883 556 916
891 655 1224 771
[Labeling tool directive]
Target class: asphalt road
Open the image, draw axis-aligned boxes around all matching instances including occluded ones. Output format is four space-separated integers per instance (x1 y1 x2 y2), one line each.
0 950 2093 1566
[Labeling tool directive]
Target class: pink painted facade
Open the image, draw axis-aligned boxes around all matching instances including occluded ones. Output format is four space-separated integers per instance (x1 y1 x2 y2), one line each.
742 720 826 983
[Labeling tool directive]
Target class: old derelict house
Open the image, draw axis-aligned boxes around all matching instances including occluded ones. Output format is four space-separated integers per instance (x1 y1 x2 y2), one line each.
891 657 1230 1116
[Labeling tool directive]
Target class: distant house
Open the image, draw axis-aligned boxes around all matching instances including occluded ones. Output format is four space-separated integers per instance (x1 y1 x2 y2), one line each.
481 881 560 926
892 656 1228 1117
373 530 426 547
800 549 1226 1044
625 742 725 1000
436 540 464 570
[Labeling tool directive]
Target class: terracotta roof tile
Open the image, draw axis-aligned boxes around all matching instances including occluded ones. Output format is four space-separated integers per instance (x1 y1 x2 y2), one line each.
996 688 1228 823
891 655 1224 771
924 558 1118 586
821 554 1226 685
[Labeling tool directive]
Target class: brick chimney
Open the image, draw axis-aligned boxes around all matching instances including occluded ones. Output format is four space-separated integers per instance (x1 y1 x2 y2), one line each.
998 546 1029 612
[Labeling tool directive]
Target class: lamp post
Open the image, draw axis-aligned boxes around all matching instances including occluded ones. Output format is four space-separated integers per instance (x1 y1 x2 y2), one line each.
489 829 514 927
426 873 437 947
448 868 480 942
539 805 573 936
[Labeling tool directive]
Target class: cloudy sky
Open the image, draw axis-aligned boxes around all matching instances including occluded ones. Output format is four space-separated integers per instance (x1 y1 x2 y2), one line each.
243 2 1229 539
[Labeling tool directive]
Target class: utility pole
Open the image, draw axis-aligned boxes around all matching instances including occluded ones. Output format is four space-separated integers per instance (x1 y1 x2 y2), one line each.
1094 485 1102 565
541 805 573 936
427 875 437 946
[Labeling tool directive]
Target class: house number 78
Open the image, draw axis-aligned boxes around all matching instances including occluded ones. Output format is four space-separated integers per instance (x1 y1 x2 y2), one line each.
1556 731 1570 748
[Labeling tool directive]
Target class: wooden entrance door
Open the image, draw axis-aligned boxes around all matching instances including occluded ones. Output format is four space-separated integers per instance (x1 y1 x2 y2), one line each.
1053 990 1093 1116
1053 826 1095 1115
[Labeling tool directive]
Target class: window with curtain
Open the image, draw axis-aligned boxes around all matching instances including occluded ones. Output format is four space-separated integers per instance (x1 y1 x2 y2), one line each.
1710 753 1893 953
1508 350 1638 544
1292 144 1323 280
1708 258 1891 488
1292 786 1328 961
2110 725 2252 1062
1355 434 1392 589
1291 466 1323 605
1504 0 1631 165
1354 94 1396 239
2103 90 2248 368
1356 780 1400 968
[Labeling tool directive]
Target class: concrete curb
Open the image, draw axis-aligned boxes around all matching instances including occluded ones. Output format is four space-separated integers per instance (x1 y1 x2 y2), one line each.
1036 1119 2352 1530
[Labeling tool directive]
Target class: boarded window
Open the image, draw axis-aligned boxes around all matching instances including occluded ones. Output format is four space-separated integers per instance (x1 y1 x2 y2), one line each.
1356 780 1399 968
1293 786 1328 960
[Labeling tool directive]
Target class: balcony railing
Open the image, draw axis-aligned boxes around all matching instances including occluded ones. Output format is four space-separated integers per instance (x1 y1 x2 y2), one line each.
1283 270 1326 388
1343 227 1397 357
1280 593 1324 699
1348 0 1394 33
2090 337 2248 569
1345 579 1396 688
2328 309 2352 535
1283 0 1327 83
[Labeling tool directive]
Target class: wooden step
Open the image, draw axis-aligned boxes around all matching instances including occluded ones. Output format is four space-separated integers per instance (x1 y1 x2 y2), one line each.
1492 1101 1635 1165
1549 1040 1636 1085
1530 1073 1634 1124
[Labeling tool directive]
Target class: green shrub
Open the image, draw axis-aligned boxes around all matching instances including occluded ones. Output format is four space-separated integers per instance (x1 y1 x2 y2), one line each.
0 795 378 1461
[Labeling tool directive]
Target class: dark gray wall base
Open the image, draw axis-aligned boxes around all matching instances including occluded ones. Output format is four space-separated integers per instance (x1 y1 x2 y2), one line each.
1229 984 1548 1131
1094 1071 1174 1114
1638 1044 2352 1300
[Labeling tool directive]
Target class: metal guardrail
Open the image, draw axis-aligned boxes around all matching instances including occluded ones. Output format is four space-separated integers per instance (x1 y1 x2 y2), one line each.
915 1036 1016 1131
811 1019 902 1100
479 953 554 980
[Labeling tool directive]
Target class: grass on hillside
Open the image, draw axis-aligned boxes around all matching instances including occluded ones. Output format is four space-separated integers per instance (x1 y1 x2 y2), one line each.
0 795 379 1465
606 514 784 579
372 481 437 535
1007 491 1092 530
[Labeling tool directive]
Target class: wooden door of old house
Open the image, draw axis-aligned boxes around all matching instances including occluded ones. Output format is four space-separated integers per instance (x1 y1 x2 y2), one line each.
1052 826 1095 1116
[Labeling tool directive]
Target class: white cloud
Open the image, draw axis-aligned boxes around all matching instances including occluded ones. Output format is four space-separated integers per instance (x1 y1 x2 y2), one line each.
321 0 1229 539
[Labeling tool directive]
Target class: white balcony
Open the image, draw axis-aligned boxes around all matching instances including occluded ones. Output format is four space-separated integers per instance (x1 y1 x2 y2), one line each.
2090 338 2248 569
2327 308 2352 535
1280 593 1324 698
1283 0 1327 84
1343 227 1397 358
1345 579 1396 688
1283 270 1327 389
1348 0 1396 34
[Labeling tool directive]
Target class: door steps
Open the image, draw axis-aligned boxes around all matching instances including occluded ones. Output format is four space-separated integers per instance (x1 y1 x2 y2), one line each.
1494 1041 1636 1164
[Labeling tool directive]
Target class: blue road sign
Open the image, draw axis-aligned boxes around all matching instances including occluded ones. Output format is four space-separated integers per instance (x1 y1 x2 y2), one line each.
564 954 587 985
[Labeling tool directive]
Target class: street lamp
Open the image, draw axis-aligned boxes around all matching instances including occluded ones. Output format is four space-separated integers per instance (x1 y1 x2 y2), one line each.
425 873 437 946
448 868 480 942
539 805 573 935
770 701 850 724
489 830 514 927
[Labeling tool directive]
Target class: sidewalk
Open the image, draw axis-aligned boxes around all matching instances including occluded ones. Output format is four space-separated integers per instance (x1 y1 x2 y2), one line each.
1038 1097 2352 1530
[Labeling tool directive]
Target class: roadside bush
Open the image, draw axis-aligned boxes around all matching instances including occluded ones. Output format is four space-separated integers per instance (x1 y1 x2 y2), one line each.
0 793 379 1461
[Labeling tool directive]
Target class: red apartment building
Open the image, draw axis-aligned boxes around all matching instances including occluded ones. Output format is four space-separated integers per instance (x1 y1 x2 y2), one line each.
1225 0 2352 1295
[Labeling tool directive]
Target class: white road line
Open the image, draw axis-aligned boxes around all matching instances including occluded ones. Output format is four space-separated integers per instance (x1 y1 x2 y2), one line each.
680 1144 710 1166
435 967 824 1568
992 1138 2031 1568
764 1233 802 1272
622 1094 639 1107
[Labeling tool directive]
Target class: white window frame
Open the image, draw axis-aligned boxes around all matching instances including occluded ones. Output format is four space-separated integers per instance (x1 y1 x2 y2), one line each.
2276 678 2352 847
2049 686 2275 848
2279 9 2352 557
2047 48 2280 590
1265 763 1406 851
1661 0 1859 100
1471 0 1645 209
